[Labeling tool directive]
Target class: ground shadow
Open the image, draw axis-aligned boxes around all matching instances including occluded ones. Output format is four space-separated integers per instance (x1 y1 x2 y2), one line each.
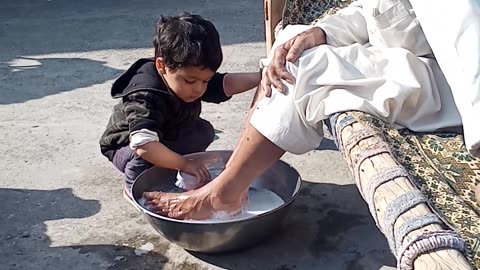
1 0 264 104
316 138 339 151
0 0 264 60
0 188 168 270
214 129 224 141
190 182 396 270
0 57 123 104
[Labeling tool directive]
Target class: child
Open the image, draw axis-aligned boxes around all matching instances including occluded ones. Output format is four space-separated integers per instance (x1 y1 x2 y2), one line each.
99 12 261 201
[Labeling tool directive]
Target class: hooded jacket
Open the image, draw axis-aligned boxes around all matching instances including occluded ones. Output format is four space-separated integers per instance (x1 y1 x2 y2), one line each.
99 58 230 160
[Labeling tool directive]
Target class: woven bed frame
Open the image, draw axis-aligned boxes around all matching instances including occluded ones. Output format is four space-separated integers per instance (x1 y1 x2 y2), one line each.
263 0 475 269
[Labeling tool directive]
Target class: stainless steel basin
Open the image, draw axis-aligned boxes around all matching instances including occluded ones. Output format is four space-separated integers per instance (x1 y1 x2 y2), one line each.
131 150 302 253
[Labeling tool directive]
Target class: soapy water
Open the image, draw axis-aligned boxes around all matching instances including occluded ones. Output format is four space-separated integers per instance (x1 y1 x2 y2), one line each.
139 166 285 222
138 187 285 222
196 187 285 222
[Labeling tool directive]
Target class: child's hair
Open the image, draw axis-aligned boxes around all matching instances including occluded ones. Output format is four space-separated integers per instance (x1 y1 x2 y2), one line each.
153 12 223 71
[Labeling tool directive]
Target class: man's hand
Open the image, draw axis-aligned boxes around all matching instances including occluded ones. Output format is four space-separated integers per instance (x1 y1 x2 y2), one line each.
264 27 327 97
182 159 210 184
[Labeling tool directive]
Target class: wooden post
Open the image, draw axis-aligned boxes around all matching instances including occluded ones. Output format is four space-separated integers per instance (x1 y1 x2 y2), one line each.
264 0 285 54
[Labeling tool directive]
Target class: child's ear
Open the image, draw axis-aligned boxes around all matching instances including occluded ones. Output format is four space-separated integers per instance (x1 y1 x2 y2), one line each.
155 57 167 74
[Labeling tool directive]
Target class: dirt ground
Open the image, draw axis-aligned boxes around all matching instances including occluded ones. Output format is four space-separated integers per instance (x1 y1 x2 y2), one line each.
0 1 396 269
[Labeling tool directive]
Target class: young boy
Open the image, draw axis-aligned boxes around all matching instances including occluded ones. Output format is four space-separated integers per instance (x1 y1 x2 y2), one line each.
99 13 261 200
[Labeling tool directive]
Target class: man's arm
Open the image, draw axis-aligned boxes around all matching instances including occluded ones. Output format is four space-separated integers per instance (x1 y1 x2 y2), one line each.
263 1 367 96
223 72 262 96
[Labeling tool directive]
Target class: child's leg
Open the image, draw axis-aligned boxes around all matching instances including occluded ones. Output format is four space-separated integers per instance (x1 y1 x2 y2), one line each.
163 119 215 155
111 145 153 195
111 120 214 197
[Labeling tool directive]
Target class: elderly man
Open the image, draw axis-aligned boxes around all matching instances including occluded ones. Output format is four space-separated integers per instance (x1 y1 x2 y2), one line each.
143 0 480 220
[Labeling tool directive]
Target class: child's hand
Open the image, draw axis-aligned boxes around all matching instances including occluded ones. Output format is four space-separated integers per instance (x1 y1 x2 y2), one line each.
182 159 210 184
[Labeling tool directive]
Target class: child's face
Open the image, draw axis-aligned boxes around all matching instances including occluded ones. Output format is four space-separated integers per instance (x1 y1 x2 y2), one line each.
156 58 215 103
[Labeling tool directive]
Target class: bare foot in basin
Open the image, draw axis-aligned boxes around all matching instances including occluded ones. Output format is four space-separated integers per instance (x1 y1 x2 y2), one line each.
143 181 248 220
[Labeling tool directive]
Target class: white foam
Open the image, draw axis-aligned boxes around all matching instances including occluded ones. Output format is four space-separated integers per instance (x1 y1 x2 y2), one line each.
192 188 285 222
207 210 240 221
137 196 153 211
138 196 147 206
243 188 285 215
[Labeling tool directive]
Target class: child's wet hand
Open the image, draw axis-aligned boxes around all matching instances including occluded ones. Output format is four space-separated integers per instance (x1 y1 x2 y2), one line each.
182 159 210 184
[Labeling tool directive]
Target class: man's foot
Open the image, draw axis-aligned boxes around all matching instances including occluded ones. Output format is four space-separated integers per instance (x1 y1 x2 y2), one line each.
142 182 247 220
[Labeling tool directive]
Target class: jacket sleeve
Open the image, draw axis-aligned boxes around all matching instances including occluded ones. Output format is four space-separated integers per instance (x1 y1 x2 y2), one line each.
122 91 167 139
315 1 369 47
201 73 232 104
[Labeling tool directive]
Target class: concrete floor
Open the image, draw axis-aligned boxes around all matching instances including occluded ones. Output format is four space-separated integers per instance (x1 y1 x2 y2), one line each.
0 1 396 269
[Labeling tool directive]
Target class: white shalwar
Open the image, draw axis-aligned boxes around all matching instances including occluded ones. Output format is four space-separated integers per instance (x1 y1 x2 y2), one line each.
251 0 480 155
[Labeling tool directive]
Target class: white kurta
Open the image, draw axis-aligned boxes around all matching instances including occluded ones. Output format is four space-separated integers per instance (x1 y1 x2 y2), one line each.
252 0 479 155
408 0 480 155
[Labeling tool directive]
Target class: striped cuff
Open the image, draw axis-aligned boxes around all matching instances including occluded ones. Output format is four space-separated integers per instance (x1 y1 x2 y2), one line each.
129 129 159 150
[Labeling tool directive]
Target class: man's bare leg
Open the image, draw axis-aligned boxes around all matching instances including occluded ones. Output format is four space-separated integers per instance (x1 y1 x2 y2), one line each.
227 83 265 167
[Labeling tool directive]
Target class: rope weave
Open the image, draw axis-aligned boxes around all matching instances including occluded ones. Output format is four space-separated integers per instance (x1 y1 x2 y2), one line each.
344 129 377 157
366 166 409 225
384 190 427 255
398 230 467 270
333 114 357 150
395 214 443 254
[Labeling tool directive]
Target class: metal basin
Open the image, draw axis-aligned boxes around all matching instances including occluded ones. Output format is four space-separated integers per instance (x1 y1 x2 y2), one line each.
131 150 302 253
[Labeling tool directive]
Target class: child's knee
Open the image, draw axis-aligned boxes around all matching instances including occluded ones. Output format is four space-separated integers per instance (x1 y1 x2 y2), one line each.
197 119 215 143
